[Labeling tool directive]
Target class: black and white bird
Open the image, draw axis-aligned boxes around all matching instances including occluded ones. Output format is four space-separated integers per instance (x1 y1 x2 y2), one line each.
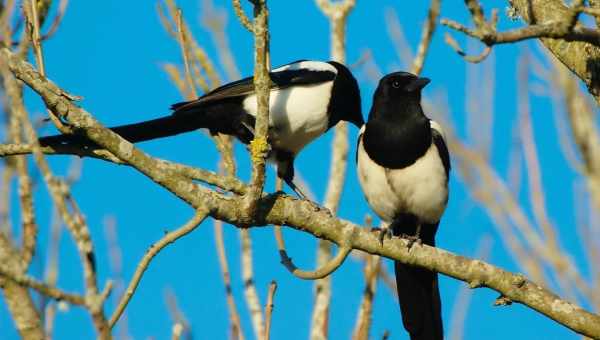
39 60 364 197
356 72 450 340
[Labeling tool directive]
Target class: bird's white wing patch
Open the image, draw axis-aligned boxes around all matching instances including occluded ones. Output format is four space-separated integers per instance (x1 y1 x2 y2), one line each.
242 81 334 154
430 120 447 140
272 61 338 74
358 124 366 135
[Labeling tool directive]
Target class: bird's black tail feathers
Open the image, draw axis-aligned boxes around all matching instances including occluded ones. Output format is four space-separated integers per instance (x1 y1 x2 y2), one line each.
38 100 254 148
393 217 443 340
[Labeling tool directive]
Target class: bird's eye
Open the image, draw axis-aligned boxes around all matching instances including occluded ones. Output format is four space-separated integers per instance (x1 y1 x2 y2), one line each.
392 81 401 88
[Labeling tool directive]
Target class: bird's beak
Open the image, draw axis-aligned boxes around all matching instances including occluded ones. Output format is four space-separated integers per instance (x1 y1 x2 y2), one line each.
405 77 430 92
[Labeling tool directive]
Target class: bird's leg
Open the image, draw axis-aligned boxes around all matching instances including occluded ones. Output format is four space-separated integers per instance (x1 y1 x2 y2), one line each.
402 223 422 249
277 157 331 216
285 177 307 199
284 177 332 216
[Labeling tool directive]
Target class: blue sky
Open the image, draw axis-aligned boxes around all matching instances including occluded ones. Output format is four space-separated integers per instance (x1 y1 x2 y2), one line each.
0 1 592 339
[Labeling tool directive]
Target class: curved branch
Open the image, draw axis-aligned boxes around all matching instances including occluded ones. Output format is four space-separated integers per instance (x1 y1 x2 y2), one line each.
279 245 352 280
109 210 208 328
443 32 492 63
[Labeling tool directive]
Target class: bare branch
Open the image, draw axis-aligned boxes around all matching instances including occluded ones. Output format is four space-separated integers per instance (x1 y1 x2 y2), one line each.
264 280 277 340
214 219 245 340
240 229 265 339
232 0 254 32
243 0 270 217
175 8 198 100
352 254 381 340
109 210 208 328
411 0 441 75
444 32 492 63
278 245 351 280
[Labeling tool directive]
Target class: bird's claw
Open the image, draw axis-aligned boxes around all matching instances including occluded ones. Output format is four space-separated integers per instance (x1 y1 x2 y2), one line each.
370 227 393 246
309 200 332 217
401 234 422 250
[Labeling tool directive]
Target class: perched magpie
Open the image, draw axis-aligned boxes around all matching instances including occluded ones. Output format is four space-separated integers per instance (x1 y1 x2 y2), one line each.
356 72 450 340
39 60 363 197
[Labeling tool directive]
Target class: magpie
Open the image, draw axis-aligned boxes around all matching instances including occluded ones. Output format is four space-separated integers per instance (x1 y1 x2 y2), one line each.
39 60 364 197
356 72 450 340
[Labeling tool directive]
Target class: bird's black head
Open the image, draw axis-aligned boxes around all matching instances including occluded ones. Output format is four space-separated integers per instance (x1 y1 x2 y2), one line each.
327 61 364 128
375 71 430 102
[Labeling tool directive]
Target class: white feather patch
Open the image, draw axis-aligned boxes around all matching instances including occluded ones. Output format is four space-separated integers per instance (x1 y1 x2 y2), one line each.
430 120 447 140
272 60 338 74
242 81 334 154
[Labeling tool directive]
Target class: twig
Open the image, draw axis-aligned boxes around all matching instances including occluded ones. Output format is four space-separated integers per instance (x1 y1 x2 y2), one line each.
279 245 352 280
411 0 440 75
240 229 265 339
109 210 208 328
201 0 242 80
103 216 131 340
23 0 70 133
164 288 192 340
175 8 197 100
0 259 85 306
444 32 492 63
232 0 254 32
40 0 69 41
214 219 245 340
6 81 36 268
352 254 381 340
264 280 277 340
311 1 355 338
274 176 351 280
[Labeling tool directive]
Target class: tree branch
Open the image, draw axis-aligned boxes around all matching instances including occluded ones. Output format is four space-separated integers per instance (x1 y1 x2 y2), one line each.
109 210 208 328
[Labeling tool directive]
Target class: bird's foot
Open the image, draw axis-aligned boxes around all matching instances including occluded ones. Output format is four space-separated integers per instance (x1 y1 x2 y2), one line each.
370 226 393 246
400 233 422 250
307 199 332 217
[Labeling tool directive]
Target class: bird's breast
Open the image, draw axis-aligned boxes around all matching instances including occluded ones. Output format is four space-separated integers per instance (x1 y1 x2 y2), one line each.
242 82 333 154
357 136 448 224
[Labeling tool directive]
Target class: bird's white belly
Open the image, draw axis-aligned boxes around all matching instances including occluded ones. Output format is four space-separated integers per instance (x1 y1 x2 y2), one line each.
357 138 448 224
242 82 333 154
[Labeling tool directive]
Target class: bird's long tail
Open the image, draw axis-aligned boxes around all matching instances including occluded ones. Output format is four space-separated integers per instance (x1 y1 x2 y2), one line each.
38 100 251 148
39 115 198 148
393 220 443 340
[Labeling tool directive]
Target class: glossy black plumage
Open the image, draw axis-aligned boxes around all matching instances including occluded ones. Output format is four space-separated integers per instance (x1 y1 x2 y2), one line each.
39 60 363 196
356 72 450 340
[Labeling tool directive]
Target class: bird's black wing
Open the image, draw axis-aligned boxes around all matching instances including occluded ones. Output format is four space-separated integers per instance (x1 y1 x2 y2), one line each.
171 65 337 111
355 129 364 164
431 127 451 178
